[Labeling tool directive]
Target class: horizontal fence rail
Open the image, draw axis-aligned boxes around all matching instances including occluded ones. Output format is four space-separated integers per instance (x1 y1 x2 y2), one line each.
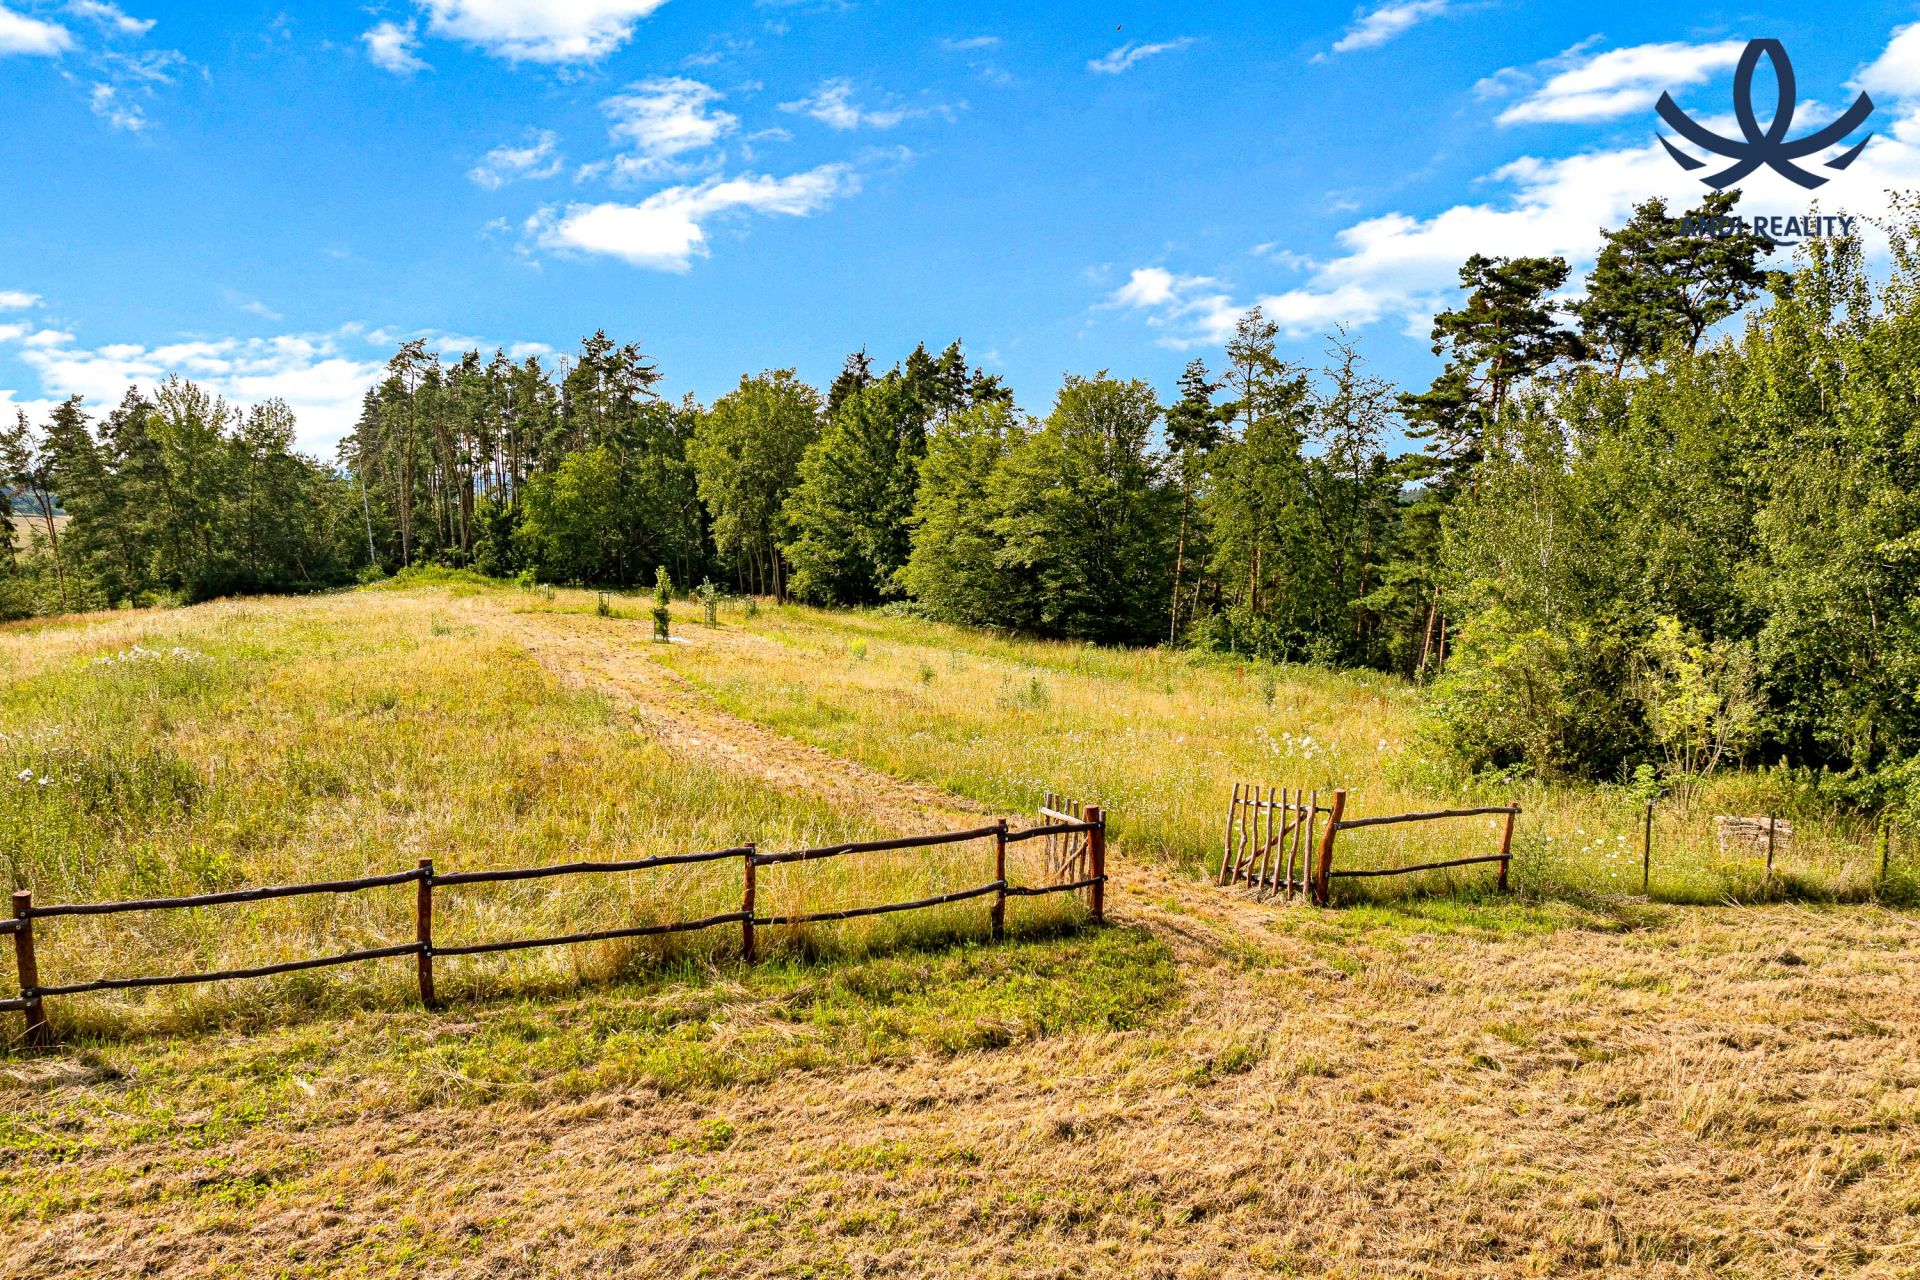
6 801 1107 1047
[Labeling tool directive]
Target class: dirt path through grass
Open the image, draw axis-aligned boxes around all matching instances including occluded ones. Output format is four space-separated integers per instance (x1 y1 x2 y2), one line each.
491 601 993 836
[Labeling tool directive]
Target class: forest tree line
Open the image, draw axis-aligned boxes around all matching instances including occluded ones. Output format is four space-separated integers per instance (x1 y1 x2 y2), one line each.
7 189 1920 812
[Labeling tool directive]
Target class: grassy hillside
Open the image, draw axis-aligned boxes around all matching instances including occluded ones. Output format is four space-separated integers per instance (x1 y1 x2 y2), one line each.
0 587 1082 1035
649 593 1905 904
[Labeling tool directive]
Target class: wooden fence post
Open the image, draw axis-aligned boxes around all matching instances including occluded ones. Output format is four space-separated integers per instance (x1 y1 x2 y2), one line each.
11 891 45 1047
1085 805 1105 924
1219 783 1240 885
415 858 436 1010
1313 790 1347 906
1497 807 1515 892
1766 814 1776 881
741 843 757 964
991 820 1008 941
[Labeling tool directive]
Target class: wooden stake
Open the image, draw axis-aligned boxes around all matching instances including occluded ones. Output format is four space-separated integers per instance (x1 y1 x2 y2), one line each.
11 891 45 1047
415 858 436 1010
1086 805 1105 923
991 820 1008 941
741 843 757 963
1497 807 1515 892
1766 814 1776 881
1219 783 1240 885
1313 790 1347 906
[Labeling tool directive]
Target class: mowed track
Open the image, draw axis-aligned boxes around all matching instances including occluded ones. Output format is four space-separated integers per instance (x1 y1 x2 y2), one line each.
14 597 1920 1279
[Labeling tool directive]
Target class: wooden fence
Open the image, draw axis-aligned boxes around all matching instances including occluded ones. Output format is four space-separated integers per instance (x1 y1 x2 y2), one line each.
4 801 1105 1047
1221 786 1517 905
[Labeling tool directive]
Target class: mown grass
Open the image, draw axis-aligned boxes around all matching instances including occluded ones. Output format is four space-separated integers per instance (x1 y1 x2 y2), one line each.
636 592 1910 905
0 590 1083 1038
0 926 1173 1177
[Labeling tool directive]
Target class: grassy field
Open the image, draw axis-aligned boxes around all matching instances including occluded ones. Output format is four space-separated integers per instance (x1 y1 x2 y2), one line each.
7 580 1920 1277
646 593 1907 905
0 587 1081 1035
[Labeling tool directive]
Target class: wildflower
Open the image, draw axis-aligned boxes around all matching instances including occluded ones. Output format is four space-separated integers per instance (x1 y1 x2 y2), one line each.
16 769 30 782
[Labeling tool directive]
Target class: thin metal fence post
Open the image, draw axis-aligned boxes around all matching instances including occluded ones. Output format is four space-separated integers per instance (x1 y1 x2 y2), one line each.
1643 801 1654 894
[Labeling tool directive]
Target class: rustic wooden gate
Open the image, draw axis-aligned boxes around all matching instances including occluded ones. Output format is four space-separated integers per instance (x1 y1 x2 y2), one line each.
1217 784 1329 901
1041 793 1096 907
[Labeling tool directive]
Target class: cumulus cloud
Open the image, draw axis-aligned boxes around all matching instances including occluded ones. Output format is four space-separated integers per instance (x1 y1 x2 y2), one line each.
1494 40 1746 125
415 0 672 64
1110 39 1920 350
597 78 736 181
0 4 72 56
1327 0 1450 55
0 325 392 455
779 79 955 130
529 163 856 271
469 129 564 189
1853 22 1920 101
363 20 428 74
0 291 39 309
1087 38 1192 75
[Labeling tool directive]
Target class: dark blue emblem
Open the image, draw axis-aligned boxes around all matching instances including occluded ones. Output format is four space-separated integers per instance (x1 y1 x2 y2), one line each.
1657 39 1874 190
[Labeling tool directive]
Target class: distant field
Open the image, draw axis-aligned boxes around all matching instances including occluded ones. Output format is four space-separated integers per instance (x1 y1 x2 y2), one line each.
7 512 66 551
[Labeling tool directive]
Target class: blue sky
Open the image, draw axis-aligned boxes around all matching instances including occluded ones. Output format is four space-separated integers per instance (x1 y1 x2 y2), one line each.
3 0 1919 455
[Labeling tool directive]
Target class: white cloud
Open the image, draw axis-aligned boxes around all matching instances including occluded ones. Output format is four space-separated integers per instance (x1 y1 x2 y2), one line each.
1853 22 1920 101
0 4 72 55
1328 1 1450 55
1087 38 1192 75
779 78 955 130
0 291 38 310
1496 40 1746 125
0 325 392 456
598 78 736 181
1110 52 1920 350
416 0 671 64
88 82 146 131
469 129 564 189
941 35 999 52
531 163 856 271
363 20 428 74
67 1 154 37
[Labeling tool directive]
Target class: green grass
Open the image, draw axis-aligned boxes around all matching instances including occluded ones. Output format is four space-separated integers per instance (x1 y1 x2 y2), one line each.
0 924 1176 1224
0 590 1082 1037
647 593 1910 906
